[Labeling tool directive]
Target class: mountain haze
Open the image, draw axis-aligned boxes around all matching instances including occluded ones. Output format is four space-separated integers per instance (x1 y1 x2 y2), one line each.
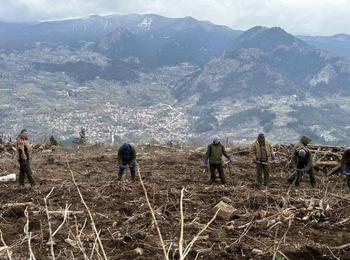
0 14 349 144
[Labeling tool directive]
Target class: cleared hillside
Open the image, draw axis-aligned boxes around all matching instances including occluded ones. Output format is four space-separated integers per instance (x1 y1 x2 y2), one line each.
0 143 349 259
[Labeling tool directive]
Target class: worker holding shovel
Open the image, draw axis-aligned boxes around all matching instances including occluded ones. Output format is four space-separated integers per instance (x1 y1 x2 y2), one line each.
251 133 276 188
288 148 316 187
203 135 234 185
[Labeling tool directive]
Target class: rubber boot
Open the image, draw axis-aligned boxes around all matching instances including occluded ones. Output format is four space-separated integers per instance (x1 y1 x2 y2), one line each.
131 172 136 182
117 172 123 181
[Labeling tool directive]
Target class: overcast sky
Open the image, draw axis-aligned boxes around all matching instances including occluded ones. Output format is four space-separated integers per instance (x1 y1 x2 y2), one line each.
1 0 349 35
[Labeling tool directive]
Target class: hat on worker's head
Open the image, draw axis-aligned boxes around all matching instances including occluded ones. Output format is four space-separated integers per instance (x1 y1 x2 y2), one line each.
258 133 265 142
300 136 312 145
298 149 307 158
345 147 350 156
212 135 221 142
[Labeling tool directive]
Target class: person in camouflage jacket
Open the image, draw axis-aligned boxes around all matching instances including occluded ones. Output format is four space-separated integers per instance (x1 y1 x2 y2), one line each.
16 129 35 186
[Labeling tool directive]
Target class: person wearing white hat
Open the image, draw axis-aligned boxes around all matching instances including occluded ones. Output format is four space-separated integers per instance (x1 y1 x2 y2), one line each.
203 135 233 185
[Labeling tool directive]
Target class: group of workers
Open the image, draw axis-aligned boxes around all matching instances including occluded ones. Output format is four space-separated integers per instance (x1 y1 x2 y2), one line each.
14 129 350 191
203 134 350 190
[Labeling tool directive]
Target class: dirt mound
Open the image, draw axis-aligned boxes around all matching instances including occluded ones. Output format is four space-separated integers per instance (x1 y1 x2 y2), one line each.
0 144 349 259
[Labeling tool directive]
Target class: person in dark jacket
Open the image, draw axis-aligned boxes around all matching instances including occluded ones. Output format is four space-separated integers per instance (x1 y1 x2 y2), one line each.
117 143 137 181
203 135 232 185
16 129 35 186
340 147 350 192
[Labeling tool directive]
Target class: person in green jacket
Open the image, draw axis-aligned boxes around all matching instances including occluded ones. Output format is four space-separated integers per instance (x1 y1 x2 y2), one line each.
203 135 233 185
288 136 316 187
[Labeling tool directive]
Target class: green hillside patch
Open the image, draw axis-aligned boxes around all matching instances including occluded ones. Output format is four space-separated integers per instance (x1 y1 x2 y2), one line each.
221 108 276 131
288 104 350 144
194 113 218 133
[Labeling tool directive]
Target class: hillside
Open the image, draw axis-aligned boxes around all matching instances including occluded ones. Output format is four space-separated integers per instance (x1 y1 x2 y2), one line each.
0 143 349 259
176 26 350 99
175 26 350 144
1 15 350 145
299 34 350 58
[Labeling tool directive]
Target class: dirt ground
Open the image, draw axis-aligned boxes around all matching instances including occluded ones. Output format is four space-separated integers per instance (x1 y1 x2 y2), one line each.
0 144 350 259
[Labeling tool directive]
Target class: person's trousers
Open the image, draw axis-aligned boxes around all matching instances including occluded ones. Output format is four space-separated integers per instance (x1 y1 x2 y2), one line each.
118 161 136 181
19 161 35 185
209 163 226 184
256 163 270 186
288 169 316 187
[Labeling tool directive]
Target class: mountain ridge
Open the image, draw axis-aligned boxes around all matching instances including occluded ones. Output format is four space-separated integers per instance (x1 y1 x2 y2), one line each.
1 14 350 144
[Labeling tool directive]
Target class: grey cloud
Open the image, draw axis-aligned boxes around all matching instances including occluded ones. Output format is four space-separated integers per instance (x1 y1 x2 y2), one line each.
0 0 349 35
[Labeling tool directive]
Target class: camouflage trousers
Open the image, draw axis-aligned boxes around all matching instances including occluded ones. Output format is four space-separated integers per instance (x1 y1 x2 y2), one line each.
19 161 35 186
288 169 316 187
256 163 270 186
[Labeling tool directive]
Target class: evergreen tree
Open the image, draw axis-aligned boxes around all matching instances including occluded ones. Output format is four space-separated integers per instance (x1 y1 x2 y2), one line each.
49 135 59 146
73 128 88 145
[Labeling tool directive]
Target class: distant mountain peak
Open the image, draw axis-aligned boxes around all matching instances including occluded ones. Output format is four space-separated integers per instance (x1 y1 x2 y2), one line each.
231 25 306 51
88 14 102 19
332 33 350 41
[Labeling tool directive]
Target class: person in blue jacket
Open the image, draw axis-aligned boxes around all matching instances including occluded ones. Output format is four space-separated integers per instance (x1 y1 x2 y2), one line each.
117 143 137 181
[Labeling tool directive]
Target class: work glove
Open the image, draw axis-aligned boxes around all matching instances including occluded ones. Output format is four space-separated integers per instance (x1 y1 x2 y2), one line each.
340 169 349 176
301 168 307 174
252 159 260 164
229 157 235 165
203 159 209 166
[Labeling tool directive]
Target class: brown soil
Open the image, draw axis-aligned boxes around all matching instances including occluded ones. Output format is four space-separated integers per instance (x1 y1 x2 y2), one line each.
0 144 349 259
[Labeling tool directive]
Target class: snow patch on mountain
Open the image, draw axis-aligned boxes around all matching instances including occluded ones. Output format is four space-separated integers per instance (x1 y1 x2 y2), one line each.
137 18 153 30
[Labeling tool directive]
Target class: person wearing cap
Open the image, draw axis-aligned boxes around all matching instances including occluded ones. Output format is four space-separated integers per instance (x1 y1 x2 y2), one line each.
340 147 350 192
288 136 315 187
203 135 232 185
117 143 137 182
250 133 276 187
15 129 35 186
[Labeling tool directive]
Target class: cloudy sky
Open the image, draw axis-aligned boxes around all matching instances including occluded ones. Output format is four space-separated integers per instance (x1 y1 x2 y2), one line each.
1 0 349 35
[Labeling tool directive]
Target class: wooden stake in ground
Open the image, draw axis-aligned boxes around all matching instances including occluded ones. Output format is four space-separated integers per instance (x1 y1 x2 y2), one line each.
67 161 108 260
136 162 169 260
24 207 36 260
0 228 12 260
179 188 185 260
182 209 219 259
44 187 55 260
178 188 219 260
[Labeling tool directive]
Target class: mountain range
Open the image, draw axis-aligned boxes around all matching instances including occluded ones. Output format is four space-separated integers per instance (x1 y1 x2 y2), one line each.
0 14 350 144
